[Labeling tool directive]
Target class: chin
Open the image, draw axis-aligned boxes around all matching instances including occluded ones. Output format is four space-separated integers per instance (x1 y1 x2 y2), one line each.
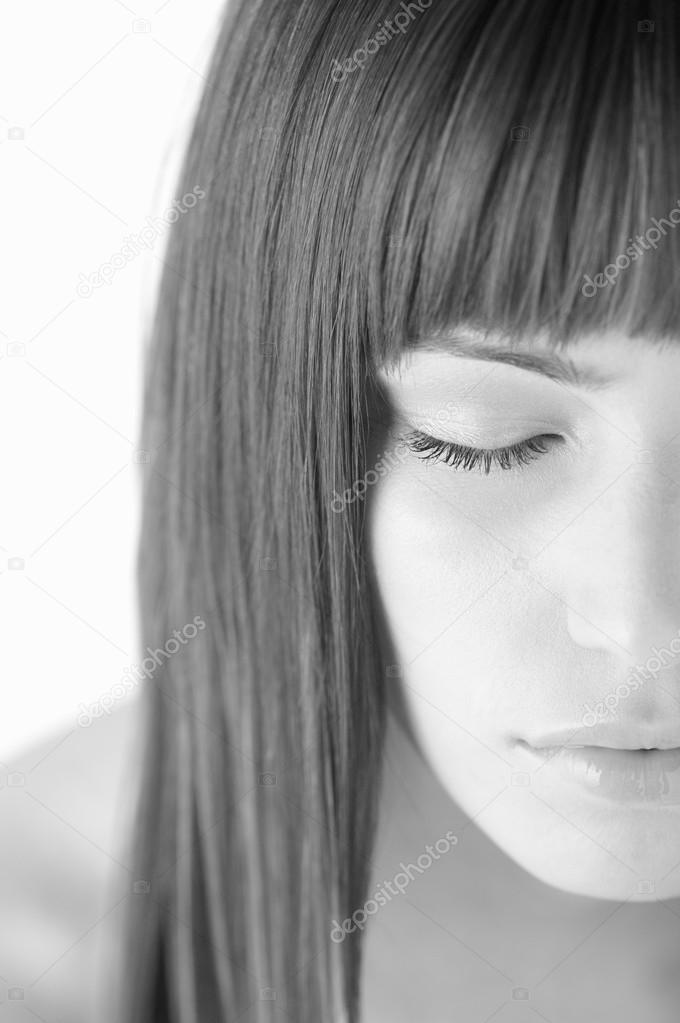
500 841 661 902
468 788 680 902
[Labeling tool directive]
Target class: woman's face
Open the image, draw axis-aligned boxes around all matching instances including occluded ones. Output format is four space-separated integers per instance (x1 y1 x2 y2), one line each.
367 329 680 900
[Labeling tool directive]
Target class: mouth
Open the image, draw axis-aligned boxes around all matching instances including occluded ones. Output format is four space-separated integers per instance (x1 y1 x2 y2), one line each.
515 739 680 805
522 722 680 751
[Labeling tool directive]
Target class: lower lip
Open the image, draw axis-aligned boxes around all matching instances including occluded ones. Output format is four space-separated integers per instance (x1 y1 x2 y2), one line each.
517 741 680 806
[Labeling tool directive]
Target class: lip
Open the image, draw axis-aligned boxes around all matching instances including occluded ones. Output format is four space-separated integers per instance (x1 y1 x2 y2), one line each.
524 721 680 751
516 740 680 805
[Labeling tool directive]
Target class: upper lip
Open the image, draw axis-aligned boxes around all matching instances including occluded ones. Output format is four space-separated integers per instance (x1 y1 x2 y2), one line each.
520 722 680 752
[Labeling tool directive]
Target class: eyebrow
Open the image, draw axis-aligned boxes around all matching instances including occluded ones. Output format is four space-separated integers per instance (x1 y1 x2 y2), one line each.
411 334 616 391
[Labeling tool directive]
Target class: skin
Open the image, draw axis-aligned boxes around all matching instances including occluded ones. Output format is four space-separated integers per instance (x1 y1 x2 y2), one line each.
367 330 680 901
359 330 680 1019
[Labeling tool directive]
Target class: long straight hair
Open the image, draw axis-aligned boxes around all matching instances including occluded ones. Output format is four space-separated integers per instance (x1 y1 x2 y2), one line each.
119 1 680 1019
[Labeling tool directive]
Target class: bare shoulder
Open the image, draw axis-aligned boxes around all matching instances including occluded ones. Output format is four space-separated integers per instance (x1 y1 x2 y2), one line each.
0 698 144 1021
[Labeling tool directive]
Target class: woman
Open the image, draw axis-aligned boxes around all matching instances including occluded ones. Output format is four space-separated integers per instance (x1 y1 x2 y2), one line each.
118 0 680 1019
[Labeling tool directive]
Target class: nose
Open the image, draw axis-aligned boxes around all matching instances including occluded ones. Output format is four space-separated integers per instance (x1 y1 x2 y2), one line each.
556 467 680 668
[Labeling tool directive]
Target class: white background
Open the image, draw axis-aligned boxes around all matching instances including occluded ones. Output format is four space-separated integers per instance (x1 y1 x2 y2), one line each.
0 0 225 757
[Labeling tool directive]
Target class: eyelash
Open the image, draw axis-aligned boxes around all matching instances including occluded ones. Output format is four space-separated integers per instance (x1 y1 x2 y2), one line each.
404 429 559 474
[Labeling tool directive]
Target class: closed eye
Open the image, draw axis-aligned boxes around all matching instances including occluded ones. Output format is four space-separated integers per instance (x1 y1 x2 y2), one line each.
403 429 563 474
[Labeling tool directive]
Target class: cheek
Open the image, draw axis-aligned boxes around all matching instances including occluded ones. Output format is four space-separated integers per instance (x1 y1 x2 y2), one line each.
365 458 583 778
368 461 518 723
367 463 527 817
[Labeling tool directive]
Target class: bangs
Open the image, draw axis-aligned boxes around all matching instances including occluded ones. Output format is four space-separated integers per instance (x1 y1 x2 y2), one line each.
330 0 680 366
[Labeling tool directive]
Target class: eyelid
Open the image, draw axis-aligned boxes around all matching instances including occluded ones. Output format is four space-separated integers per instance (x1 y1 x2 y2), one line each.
402 428 563 474
391 405 565 449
